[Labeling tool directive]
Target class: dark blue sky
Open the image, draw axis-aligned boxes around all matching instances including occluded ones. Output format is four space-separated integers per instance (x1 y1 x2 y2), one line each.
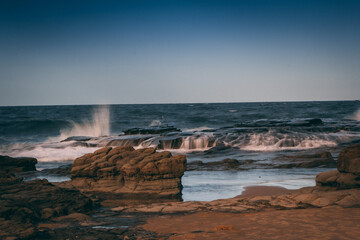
1 0 359 105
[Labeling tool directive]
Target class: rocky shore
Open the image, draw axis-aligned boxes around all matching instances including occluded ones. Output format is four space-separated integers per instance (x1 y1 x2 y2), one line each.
1 144 360 239
69 146 186 198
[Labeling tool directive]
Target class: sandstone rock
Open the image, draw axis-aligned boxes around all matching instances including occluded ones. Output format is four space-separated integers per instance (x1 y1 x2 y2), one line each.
316 170 360 188
0 174 93 240
336 195 360 208
337 143 360 174
70 146 186 198
0 155 37 173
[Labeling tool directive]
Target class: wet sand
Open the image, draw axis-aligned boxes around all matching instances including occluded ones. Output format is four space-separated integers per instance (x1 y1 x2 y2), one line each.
142 206 360 240
239 185 295 197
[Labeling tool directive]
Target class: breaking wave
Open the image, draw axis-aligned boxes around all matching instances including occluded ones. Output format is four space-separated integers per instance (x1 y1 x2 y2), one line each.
56 106 110 141
104 130 358 152
348 108 360 121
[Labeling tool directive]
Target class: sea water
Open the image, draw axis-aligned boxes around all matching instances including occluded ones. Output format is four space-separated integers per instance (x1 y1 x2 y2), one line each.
1 101 359 201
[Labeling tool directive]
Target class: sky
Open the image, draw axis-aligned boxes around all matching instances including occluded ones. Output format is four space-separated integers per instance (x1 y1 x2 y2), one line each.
0 0 359 106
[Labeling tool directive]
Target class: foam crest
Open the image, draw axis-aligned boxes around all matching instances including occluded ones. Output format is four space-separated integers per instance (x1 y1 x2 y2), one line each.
58 106 110 140
238 132 339 151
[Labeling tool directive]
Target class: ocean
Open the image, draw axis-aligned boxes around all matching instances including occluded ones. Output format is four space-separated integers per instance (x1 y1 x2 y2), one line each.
1 101 360 201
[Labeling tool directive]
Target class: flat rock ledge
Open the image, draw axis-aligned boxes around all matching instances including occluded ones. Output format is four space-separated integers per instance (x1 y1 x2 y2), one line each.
112 187 360 214
112 143 360 214
70 146 187 198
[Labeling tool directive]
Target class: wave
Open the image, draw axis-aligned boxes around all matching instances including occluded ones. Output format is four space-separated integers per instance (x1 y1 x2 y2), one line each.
101 130 358 152
238 134 338 151
348 108 360 121
1 141 99 162
55 106 110 141
2 129 359 163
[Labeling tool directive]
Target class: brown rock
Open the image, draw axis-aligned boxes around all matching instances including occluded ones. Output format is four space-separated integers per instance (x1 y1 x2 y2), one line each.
41 208 55 219
276 152 336 168
0 155 37 173
316 170 360 188
0 174 93 240
338 143 360 174
70 146 186 198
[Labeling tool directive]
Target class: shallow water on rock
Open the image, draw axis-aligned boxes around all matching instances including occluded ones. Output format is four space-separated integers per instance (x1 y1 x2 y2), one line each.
181 168 335 201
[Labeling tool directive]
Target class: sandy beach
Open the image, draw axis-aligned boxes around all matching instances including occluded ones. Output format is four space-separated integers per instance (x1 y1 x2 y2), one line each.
239 185 295 197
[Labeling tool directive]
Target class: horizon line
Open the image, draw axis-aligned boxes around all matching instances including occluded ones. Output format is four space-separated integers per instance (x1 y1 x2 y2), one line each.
0 99 357 108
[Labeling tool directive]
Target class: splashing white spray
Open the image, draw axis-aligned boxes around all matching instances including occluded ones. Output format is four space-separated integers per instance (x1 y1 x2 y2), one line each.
149 120 162 127
58 106 110 140
349 108 360 121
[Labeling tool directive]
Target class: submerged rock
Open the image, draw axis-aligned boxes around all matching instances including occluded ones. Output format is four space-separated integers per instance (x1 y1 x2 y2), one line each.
40 164 71 176
70 146 186 198
187 158 244 171
274 152 336 168
0 155 37 173
60 136 93 142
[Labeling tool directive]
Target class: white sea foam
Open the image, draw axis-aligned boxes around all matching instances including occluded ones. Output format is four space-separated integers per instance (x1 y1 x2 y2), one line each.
180 135 215 151
7 143 99 162
54 106 110 141
182 126 213 132
149 119 162 127
238 132 340 151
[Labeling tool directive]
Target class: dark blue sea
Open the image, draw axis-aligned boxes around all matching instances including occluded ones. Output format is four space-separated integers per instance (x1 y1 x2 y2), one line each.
1 101 360 200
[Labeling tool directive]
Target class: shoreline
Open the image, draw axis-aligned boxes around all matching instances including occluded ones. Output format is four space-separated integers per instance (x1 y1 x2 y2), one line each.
1 143 360 239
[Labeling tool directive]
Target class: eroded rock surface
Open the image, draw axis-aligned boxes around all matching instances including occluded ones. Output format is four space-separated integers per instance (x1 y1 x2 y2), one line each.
112 187 360 214
337 143 360 174
0 174 93 239
70 146 186 198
